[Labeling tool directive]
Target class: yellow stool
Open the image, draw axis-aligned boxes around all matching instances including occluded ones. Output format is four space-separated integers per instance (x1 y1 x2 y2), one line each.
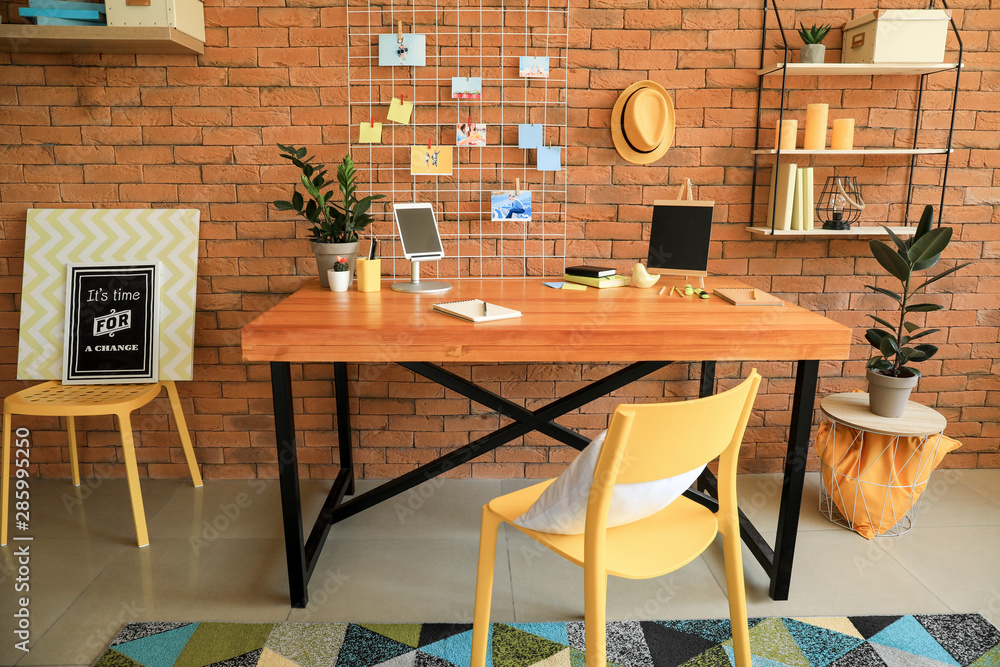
2 380 202 548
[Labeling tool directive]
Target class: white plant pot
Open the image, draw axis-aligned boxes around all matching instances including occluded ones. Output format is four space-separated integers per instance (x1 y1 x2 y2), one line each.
327 269 351 292
313 241 360 287
866 368 918 418
800 44 826 64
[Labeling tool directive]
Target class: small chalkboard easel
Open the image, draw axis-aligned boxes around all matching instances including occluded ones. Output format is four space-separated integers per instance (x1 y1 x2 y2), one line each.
646 178 715 289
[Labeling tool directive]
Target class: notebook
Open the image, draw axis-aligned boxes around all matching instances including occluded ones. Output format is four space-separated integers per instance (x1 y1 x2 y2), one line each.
433 299 522 323
712 288 784 306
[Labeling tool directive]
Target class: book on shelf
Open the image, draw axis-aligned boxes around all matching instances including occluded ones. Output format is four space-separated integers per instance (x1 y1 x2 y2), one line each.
564 265 616 278
432 299 522 323
766 162 797 231
562 274 630 288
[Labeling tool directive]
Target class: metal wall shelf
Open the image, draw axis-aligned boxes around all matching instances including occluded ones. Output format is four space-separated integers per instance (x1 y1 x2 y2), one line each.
747 225 918 237
749 0 963 235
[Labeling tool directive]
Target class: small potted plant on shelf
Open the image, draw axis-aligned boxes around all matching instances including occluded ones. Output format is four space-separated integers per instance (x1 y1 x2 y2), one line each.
798 23 831 64
328 257 352 292
864 205 972 418
273 144 384 288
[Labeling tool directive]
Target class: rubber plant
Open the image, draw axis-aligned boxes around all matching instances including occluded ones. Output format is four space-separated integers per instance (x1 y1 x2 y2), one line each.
865 205 972 378
273 145 384 244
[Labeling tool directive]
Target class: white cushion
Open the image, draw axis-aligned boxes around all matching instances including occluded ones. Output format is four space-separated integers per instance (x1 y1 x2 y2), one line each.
513 430 705 535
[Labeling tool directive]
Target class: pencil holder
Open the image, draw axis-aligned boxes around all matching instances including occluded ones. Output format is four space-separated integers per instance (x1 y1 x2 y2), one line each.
356 258 382 292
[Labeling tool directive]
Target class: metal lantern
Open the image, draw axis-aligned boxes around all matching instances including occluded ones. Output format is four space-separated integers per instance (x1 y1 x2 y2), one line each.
816 175 865 230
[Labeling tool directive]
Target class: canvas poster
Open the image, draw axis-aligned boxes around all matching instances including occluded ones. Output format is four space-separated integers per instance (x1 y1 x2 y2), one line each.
62 262 159 384
491 190 532 221
378 33 426 67
410 145 453 175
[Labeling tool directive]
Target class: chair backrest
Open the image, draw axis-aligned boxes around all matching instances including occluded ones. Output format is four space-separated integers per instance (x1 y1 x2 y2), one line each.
585 371 761 534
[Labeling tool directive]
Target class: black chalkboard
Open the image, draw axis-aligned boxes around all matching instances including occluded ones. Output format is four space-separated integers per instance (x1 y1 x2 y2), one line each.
62 263 159 384
646 200 714 276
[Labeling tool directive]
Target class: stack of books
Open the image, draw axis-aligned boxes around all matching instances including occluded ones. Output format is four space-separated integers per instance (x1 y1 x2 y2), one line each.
18 0 107 26
766 164 816 231
563 265 629 288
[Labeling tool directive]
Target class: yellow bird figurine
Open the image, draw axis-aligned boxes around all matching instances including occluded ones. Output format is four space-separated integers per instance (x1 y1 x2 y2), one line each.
631 263 661 288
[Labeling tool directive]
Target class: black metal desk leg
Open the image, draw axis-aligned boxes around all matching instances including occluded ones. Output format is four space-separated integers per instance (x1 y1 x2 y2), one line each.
699 361 716 398
271 361 309 608
334 362 355 496
769 359 819 600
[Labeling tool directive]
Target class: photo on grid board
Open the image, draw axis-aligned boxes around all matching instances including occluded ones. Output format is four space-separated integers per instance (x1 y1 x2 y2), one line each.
451 77 483 99
519 56 549 78
378 33 426 67
491 190 533 222
410 145 454 176
457 123 487 147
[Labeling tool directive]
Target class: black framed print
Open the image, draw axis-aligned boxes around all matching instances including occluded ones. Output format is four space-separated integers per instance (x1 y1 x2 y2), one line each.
62 262 160 384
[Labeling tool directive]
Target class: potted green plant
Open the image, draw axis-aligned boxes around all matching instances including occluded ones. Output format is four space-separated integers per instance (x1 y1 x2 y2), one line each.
798 23 830 64
273 144 384 287
864 205 972 417
328 256 351 292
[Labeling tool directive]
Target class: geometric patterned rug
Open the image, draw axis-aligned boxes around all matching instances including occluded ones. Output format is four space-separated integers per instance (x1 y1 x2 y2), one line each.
92 615 1000 667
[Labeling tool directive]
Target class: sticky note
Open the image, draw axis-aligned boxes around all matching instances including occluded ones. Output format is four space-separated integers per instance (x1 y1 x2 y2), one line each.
544 282 564 289
537 146 562 172
387 97 413 124
518 124 543 149
561 282 587 290
359 122 382 144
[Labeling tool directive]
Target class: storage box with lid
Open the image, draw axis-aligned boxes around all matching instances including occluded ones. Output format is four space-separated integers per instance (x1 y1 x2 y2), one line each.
841 9 951 64
104 0 205 42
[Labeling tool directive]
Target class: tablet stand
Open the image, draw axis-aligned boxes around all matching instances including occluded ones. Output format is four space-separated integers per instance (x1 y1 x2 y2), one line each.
391 259 452 293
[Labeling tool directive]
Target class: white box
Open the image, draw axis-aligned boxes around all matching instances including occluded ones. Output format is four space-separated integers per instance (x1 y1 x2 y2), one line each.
104 0 205 43
841 9 951 64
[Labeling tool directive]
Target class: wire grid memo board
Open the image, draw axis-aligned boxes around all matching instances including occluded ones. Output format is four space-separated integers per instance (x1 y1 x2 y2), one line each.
347 0 569 279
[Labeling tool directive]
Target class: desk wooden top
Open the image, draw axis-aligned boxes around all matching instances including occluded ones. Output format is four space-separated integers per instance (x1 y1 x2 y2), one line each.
241 278 852 363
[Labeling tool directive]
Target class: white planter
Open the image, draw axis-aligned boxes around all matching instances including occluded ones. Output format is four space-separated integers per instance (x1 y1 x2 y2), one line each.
327 269 351 292
800 44 826 64
866 368 918 418
313 241 360 288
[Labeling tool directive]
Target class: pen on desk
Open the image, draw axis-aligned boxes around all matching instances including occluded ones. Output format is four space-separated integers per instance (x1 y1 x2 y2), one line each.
658 286 666 295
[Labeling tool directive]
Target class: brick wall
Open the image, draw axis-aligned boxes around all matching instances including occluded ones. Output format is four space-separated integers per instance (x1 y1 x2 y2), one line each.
1 0 997 482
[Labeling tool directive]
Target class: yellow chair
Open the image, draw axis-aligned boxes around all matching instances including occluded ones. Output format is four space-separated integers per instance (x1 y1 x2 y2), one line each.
2 380 202 548
471 371 761 667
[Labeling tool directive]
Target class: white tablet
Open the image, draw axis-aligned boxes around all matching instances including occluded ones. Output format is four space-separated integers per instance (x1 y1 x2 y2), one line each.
394 203 444 261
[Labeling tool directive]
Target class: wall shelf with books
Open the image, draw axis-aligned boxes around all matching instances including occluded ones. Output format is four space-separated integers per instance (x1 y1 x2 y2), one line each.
749 0 962 237
746 226 917 238
753 148 951 156
0 24 204 55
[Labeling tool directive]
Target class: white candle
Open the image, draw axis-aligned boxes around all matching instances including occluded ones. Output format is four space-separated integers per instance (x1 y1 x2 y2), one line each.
831 118 856 150
804 103 829 150
774 119 798 151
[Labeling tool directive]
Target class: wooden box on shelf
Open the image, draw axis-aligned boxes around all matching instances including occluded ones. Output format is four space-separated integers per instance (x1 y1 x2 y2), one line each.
841 9 950 65
105 0 204 42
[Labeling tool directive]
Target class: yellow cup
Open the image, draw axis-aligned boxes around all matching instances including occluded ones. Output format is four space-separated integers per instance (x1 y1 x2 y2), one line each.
356 258 381 292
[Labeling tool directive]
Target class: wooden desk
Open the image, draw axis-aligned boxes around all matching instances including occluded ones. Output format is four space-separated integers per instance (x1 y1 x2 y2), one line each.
242 277 852 608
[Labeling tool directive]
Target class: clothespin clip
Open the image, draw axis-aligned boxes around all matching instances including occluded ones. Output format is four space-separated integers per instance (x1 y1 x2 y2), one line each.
400 92 404 103
467 114 471 126
369 116 374 128
428 140 432 150
398 20 403 39
515 178 520 195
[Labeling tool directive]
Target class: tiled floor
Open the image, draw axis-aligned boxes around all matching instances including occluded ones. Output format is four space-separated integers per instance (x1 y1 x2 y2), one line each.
2 470 999 666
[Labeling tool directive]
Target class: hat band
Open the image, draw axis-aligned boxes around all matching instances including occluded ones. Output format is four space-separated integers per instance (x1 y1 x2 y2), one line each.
620 88 659 155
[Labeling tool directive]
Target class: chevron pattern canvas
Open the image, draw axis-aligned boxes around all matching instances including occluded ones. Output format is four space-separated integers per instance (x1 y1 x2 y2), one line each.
94 615 1000 667
17 208 200 382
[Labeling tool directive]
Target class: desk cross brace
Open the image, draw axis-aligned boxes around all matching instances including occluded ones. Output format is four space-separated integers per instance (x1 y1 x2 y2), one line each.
272 358 817 608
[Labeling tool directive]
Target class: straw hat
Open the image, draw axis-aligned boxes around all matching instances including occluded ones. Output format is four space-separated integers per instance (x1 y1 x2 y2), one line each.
610 81 675 164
